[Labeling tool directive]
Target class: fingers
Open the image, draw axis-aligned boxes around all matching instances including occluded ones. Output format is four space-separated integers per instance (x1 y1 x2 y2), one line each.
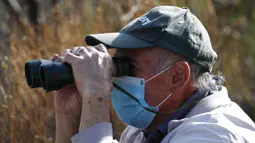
50 54 59 61
63 49 71 56
94 44 108 53
62 44 107 56
71 46 86 55
61 44 108 65
62 51 82 65
86 46 97 53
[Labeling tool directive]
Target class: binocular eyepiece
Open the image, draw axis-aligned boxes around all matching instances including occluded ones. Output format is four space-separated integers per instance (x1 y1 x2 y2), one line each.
25 58 130 92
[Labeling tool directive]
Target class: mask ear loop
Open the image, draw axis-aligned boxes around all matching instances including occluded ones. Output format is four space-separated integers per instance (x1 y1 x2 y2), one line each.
145 65 172 83
156 93 172 108
145 65 173 109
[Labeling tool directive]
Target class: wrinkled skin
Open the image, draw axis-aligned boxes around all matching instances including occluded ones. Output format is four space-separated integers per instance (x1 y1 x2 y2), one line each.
54 45 113 143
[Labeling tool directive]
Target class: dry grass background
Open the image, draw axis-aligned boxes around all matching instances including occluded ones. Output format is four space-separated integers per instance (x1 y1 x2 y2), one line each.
0 0 254 142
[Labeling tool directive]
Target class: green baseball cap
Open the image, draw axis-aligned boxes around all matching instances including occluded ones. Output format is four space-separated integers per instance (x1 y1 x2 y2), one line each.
85 6 217 72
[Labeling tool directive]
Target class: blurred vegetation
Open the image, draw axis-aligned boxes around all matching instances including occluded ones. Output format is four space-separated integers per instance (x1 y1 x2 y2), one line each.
0 0 254 142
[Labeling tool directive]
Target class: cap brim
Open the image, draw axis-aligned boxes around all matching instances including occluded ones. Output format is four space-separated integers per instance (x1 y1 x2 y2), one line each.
85 32 155 49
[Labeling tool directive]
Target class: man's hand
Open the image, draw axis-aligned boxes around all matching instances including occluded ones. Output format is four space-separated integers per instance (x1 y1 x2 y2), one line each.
62 45 113 96
62 44 113 131
52 55 82 143
55 84 81 121
55 84 82 143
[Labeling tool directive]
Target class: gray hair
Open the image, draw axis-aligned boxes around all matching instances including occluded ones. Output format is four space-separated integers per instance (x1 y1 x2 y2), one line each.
157 50 225 91
189 63 225 91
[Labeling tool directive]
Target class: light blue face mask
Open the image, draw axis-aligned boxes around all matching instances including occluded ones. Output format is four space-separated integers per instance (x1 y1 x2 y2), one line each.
110 66 172 129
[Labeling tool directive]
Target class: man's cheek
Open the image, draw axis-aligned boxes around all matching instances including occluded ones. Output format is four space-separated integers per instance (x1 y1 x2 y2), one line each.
145 84 159 106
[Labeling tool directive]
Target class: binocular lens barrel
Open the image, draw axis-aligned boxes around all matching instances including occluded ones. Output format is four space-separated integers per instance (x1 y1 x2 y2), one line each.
25 60 49 88
40 61 74 92
25 58 130 92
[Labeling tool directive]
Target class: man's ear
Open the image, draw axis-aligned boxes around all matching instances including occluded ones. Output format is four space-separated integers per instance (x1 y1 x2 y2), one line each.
171 61 190 88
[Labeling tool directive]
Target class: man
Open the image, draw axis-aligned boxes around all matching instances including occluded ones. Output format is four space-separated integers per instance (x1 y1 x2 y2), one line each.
54 6 255 143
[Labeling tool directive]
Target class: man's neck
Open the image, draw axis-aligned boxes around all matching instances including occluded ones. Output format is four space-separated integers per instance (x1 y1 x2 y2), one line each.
145 87 198 132
145 113 172 132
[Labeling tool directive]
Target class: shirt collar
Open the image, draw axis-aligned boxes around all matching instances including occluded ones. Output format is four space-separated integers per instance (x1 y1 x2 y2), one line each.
144 89 209 138
156 89 209 134
186 86 230 118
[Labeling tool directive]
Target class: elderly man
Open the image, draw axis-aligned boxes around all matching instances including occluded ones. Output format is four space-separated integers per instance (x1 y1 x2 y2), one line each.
54 6 255 143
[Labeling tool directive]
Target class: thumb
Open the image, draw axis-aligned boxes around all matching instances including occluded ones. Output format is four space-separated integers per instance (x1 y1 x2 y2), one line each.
62 51 82 65
94 44 108 53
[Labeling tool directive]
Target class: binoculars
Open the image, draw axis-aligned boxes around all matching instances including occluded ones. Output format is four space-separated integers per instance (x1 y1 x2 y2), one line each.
25 57 130 92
